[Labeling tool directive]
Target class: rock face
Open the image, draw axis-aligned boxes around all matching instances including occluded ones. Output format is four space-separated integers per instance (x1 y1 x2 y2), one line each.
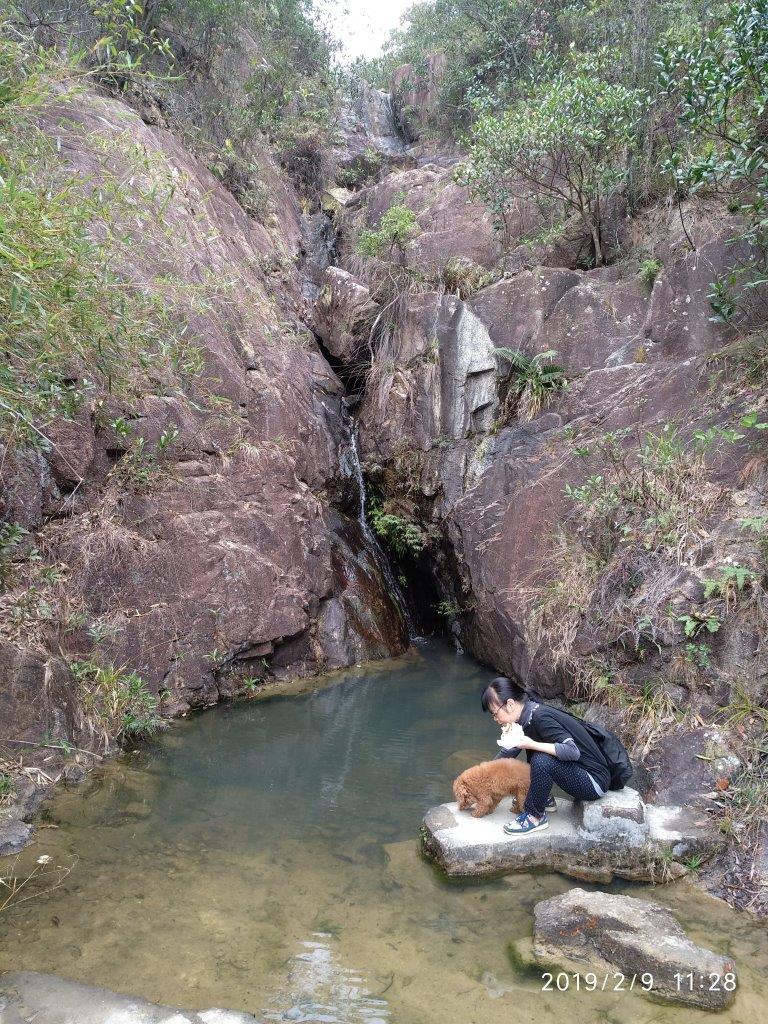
341 161 504 275
314 267 378 365
0 86 407 770
530 888 737 1010
0 972 257 1024
420 789 722 884
392 53 447 141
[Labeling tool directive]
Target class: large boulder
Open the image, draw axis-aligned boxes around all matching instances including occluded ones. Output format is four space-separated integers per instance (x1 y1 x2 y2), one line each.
0 971 257 1023
420 788 722 883
345 162 505 274
529 888 737 1010
313 267 378 365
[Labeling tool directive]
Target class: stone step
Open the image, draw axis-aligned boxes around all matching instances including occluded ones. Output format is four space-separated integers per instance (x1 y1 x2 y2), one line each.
420 788 722 883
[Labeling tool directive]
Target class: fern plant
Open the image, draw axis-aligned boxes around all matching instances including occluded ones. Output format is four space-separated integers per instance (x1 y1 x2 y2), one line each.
493 347 568 423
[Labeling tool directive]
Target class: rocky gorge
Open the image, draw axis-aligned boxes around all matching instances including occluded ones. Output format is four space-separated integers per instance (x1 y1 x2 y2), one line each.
1 1 767 936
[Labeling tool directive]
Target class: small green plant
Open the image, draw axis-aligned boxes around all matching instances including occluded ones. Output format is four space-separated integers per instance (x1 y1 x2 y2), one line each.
719 681 768 729
111 437 157 490
740 410 768 431
0 522 28 589
0 773 14 804
683 854 704 871
205 647 229 668
70 659 162 748
110 417 132 438
441 258 494 299
335 149 382 189
436 600 460 617
357 203 420 258
638 256 662 289
42 732 75 756
493 348 568 423
678 611 722 638
367 498 425 557
87 620 121 644
684 642 712 669
158 424 180 452
740 516 768 534
702 563 757 605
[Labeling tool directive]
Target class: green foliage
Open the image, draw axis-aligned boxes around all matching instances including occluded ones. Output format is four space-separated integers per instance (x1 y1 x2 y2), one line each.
461 53 644 261
0 772 14 802
657 0 768 319
702 562 758 601
89 0 174 70
357 203 420 258
684 641 712 668
562 424 731 556
435 599 460 617
71 658 163 746
678 610 721 638
0 28 196 445
441 257 495 298
493 348 568 422
638 256 662 289
0 522 28 589
335 149 383 189
368 497 425 557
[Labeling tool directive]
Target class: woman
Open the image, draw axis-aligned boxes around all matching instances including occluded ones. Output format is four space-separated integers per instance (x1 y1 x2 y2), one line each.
481 676 610 835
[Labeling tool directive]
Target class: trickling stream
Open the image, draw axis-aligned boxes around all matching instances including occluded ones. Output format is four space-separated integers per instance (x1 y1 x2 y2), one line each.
344 420 416 637
2 641 767 1023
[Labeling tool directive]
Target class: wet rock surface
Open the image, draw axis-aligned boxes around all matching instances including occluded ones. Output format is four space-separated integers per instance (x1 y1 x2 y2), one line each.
421 788 721 884
0 972 258 1024
529 888 738 1010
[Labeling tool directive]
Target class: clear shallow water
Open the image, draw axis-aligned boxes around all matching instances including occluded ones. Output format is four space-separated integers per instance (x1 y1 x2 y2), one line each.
2 639 767 1023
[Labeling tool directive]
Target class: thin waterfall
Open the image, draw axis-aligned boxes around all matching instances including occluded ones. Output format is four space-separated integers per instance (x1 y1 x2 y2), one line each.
346 421 416 638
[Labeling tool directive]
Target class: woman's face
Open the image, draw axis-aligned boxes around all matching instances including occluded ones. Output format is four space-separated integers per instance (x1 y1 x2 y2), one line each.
490 698 522 726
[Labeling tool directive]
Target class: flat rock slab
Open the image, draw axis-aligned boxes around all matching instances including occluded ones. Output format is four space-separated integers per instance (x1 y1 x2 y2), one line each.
530 888 737 1010
420 789 722 882
0 972 257 1024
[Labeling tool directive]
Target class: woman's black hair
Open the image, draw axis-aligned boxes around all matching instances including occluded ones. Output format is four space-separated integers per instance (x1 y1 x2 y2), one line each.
481 676 527 712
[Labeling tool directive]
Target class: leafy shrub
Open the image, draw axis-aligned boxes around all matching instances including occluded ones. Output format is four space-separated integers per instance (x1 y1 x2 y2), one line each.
493 348 568 423
335 149 383 190
368 497 425 557
638 256 662 289
357 204 420 259
461 53 644 262
71 658 163 748
657 0 768 320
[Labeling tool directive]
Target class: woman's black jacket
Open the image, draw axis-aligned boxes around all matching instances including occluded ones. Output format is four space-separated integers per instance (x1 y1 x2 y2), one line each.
498 702 611 792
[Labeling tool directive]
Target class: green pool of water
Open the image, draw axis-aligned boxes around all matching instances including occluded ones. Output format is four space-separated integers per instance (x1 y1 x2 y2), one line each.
2 639 767 1023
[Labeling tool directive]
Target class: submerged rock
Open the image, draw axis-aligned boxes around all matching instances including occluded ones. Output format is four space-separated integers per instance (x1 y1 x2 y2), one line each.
0 972 257 1024
529 888 737 1010
420 788 721 883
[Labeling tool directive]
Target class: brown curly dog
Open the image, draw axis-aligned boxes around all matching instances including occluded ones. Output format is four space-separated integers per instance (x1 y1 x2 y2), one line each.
452 759 531 818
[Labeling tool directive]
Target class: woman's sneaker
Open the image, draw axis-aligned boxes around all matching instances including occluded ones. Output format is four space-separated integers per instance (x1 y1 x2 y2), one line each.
545 796 558 813
504 812 549 836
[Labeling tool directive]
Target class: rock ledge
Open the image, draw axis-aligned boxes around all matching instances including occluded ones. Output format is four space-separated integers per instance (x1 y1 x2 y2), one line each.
420 788 722 883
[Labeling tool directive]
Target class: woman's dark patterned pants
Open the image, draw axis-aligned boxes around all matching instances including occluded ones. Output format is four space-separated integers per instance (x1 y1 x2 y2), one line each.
524 752 602 817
